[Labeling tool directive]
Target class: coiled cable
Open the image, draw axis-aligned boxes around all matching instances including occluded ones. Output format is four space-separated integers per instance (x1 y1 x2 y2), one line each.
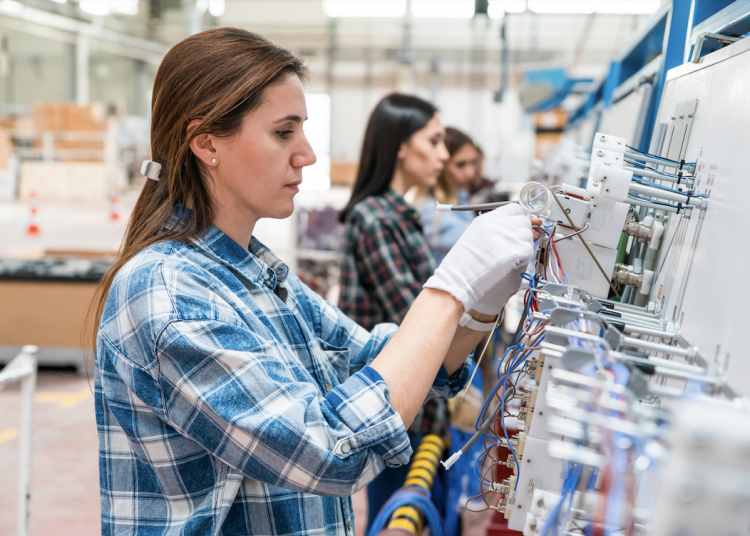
519 181 554 215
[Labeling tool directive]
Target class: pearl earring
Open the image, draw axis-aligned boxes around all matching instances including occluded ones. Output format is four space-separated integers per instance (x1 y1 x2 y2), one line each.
211 158 217 164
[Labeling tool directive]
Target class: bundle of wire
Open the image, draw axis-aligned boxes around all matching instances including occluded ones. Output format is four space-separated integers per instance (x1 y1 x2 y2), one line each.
536 325 663 536
366 487 446 536
625 145 696 168
627 191 695 210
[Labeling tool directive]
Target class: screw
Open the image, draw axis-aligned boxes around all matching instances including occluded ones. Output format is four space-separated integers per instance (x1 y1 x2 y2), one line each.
679 113 684 119
565 208 571 214
527 459 531 463
671 115 676 120
539 411 543 416
597 150 604 157
688 112 693 118
518 505 522 509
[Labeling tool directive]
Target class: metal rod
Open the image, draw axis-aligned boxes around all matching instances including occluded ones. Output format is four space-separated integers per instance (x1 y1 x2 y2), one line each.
623 324 675 339
614 352 703 374
616 310 664 324
623 165 693 184
621 336 694 358
630 182 690 204
16 346 37 536
598 299 651 314
437 201 514 212
627 196 681 214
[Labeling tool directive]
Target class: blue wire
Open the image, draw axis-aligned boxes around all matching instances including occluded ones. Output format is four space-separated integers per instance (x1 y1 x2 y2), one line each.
632 176 709 197
625 145 696 167
366 488 446 536
628 192 695 209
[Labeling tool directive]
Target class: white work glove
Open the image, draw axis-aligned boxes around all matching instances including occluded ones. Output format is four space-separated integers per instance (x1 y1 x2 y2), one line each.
424 203 533 313
471 264 525 316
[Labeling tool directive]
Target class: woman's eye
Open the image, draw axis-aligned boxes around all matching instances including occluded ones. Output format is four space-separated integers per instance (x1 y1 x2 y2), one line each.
277 130 293 139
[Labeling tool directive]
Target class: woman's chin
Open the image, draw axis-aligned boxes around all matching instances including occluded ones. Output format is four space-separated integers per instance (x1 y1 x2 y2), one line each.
262 201 296 220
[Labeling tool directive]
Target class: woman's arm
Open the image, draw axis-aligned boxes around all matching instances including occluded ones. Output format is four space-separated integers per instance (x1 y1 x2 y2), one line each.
369 288 492 427
371 204 534 428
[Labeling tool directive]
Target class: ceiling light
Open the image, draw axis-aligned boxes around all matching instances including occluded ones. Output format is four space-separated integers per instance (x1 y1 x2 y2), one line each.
590 0 662 14
49 0 67 4
112 0 139 15
527 0 660 14
412 0 474 18
323 0 406 18
488 0 526 17
208 0 225 17
195 0 208 15
0 0 24 14
79 0 111 16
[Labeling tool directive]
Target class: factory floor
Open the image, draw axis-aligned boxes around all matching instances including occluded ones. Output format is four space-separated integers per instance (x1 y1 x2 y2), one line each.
0 371 368 535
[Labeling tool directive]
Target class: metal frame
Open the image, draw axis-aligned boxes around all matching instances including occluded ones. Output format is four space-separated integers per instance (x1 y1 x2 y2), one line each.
0 2 167 65
0 346 38 536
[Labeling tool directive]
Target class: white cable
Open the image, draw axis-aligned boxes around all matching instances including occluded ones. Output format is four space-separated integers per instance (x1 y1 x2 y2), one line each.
519 181 553 216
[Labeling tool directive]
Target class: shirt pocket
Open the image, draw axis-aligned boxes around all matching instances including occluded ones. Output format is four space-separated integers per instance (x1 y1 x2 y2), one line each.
315 338 351 387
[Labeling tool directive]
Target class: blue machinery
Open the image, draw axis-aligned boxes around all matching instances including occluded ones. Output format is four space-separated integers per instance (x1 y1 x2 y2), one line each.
567 0 750 153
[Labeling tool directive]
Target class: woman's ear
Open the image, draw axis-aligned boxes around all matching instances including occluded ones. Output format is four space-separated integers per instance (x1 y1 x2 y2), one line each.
187 119 218 167
397 141 409 161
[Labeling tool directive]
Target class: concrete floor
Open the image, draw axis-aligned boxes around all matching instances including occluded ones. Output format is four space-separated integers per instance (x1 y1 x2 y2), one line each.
0 371 368 536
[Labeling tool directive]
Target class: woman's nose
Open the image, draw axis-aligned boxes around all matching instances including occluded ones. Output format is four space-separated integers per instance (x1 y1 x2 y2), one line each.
293 136 317 168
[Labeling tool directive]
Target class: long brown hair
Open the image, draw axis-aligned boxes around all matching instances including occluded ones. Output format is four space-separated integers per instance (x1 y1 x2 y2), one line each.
85 28 306 353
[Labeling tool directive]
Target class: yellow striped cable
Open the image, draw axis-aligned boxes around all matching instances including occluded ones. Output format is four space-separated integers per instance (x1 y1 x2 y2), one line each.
386 434 445 535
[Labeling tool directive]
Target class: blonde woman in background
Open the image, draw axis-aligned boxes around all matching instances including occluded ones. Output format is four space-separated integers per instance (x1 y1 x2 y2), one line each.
415 127 480 264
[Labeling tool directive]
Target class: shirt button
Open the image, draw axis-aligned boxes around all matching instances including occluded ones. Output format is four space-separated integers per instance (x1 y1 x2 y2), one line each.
325 382 332 393
276 267 284 275
347 521 352 532
341 442 351 454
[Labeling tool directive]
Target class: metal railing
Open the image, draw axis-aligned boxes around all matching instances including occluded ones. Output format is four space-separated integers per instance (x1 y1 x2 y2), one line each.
0 345 38 536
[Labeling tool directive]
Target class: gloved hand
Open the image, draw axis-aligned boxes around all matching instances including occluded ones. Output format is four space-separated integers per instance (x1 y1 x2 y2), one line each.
471 264 525 316
424 203 533 313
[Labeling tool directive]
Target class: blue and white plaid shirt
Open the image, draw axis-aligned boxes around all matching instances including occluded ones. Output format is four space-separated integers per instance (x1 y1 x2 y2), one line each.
95 210 470 536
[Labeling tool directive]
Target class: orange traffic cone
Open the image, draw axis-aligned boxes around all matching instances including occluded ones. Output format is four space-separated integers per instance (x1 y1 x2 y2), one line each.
110 184 122 221
27 192 41 235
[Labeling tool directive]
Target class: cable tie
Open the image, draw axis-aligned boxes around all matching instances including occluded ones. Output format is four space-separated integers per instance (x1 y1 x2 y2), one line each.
680 159 685 171
677 171 682 185
677 202 683 214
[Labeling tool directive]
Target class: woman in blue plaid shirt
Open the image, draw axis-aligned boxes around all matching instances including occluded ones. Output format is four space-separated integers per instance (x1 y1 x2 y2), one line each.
89 28 534 536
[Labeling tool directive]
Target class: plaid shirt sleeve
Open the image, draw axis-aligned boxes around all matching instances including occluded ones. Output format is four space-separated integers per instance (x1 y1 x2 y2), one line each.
357 215 424 325
295 277 472 399
101 315 411 497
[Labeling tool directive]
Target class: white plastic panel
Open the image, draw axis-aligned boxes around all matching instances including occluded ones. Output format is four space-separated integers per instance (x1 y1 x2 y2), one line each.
598 83 653 149
648 37 750 396
554 237 618 299
507 436 564 532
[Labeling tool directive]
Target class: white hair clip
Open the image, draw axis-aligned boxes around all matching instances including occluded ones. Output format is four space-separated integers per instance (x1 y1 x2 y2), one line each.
141 160 162 181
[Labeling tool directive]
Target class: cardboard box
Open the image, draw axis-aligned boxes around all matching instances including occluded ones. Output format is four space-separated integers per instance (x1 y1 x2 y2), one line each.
330 160 358 186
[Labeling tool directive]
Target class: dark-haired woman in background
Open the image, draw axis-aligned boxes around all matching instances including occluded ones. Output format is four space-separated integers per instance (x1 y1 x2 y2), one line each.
338 94 451 529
